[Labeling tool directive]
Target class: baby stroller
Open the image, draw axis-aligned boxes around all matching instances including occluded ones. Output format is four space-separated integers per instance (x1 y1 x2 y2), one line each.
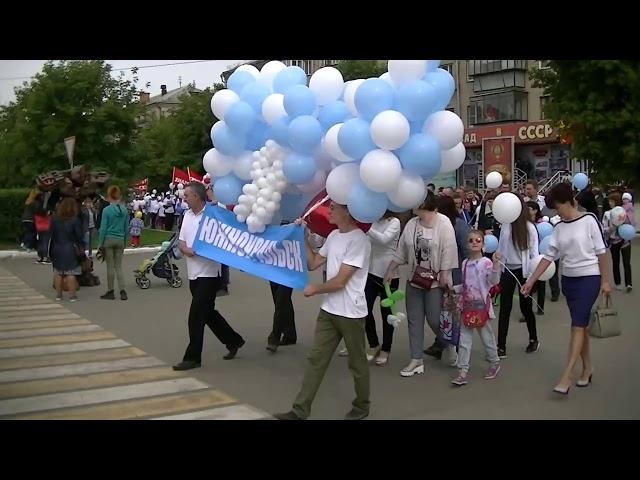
134 232 183 289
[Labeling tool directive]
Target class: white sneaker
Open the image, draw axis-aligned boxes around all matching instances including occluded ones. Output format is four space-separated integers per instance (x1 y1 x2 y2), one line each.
400 360 424 377
447 346 458 367
616 285 624 291
366 347 380 362
338 348 349 357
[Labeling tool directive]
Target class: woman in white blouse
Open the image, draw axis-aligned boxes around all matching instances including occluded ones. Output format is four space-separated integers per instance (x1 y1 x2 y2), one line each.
364 211 401 366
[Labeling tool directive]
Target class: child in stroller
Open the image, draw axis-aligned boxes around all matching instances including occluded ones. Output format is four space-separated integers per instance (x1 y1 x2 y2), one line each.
134 232 183 289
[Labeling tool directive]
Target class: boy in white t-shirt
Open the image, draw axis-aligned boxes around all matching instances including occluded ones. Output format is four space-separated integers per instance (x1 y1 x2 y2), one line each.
274 202 372 421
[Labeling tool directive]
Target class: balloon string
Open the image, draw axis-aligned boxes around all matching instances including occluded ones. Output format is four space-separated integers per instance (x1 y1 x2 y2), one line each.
302 195 330 220
498 260 544 314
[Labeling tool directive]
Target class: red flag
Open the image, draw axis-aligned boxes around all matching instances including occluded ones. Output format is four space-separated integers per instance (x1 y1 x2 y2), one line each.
187 167 203 183
130 178 148 193
172 166 190 186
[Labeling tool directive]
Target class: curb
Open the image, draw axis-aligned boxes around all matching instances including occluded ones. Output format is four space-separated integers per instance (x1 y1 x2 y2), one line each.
0 246 161 260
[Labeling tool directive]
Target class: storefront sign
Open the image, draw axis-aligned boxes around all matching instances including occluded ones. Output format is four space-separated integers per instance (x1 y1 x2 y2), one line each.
463 121 558 147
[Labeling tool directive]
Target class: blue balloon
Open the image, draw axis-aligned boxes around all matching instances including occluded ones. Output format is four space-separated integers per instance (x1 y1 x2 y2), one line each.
283 152 317 184
239 82 270 113
347 181 388 223
426 60 441 72
283 85 316 118
618 224 636 241
317 101 350 131
227 71 255 94
396 133 441 177
539 235 551 255
212 123 245 156
224 101 255 135
572 172 589 191
288 115 322 154
388 201 409 213
424 68 455 111
536 221 554 240
338 118 375 160
280 193 312 221
395 80 437 122
354 78 395 121
484 234 499 254
246 121 269 151
213 175 244 205
409 120 425 134
269 115 290 147
273 66 308 94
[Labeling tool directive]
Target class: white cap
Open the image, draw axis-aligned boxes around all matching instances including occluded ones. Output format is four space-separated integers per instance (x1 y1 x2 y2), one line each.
622 192 632 201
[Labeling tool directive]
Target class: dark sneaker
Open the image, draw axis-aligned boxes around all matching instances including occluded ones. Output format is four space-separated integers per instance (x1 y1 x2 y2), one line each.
344 408 369 420
550 294 559 302
536 309 544 316
120 290 128 301
497 348 507 359
266 343 278 353
526 340 540 353
627 285 633 293
273 410 304 420
224 339 246 360
519 316 526 323
172 360 201 371
423 344 443 360
100 290 115 300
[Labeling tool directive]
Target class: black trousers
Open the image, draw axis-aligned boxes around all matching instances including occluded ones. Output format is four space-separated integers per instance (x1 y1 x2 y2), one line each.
364 274 399 352
22 221 36 249
268 281 297 344
497 267 537 350
536 259 561 311
611 242 632 287
164 214 175 232
149 213 157 229
37 231 51 260
183 277 244 363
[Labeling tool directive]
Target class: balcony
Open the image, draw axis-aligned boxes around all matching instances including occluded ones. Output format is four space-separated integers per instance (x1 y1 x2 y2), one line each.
467 60 528 76
467 90 528 125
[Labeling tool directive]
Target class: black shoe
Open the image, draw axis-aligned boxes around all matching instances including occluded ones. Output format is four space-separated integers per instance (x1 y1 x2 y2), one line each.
224 339 246 360
172 360 201 371
273 410 304 420
536 310 544 316
526 340 540 353
100 290 115 300
423 344 443 360
550 294 559 302
120 290 128 301
497 348 507 359
519 316 526 323
279 338 297 346
266 343 278 353
344 408 369 420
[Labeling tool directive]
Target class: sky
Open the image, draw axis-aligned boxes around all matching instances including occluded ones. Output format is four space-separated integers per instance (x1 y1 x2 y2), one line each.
0 60 250 105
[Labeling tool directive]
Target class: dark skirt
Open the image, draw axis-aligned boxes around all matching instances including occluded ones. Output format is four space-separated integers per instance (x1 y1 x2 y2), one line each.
561 275 601 328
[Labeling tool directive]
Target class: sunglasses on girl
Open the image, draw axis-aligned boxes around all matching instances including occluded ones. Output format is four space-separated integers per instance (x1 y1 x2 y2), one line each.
468 237 483 244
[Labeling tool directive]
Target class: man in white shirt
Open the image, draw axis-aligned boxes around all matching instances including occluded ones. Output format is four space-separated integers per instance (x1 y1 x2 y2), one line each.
172 182 245 371
524 179 546 212
274 202 372 420
148 197 160 229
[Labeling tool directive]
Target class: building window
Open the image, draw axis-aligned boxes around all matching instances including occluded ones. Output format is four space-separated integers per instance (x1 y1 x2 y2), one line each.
468 90 528 125
540 95 550 120
539 60 551 69
468 60 527 76
473 71 526 92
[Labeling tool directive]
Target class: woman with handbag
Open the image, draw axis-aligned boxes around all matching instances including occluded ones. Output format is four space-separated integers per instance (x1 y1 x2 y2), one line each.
385 191 458 377
49 197 85 302
522 182 611 395
98 186 130 301
496 195 540 358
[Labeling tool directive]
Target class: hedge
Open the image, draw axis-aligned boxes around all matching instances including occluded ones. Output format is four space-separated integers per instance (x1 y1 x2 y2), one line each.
0 188 31 244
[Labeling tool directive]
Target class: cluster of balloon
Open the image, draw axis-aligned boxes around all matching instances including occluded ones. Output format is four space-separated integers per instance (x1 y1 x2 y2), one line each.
232 140 289 233
205 59 467 228
302 190 371 238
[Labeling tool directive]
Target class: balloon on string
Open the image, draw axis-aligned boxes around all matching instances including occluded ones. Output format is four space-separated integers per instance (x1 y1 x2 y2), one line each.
354 78 395 121
424 68 456 111
246 121 270 151
177 183 184 190
388 201 409 213
369 110 410 150
261 93 287 125
529 254 556 281
224 101 255 135
387 60 428 87
213 174 244 205
324 123 352 163
484 234 499 253
572 172 589 191
235 64 260 79
359 149 403 193
439 142 466 174
270 115 291 147
233 151 254 181
347 181 389 223
492 192 522 224
395 133 441 177
326 162 360 204
211 122 245 156
485 171 503 189
387 173 427 209
609 206 627 226
423 110 464 150
211 89 240 120
309 67 345 106
338 118 375 160
618 224 636 241
258 61 287 90
536 221 554 240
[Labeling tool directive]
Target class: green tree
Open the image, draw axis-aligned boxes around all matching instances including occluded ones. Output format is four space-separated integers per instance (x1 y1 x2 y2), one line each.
336 60 387 81
530 60 640 185
0 60 143 188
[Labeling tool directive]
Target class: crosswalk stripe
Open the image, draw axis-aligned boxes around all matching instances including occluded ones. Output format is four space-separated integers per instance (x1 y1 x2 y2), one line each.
0 304 64 313
0 313 81 324
0 339 130 359
0 356 165 383
0 319 90 331
0 366 186 400
152 404 270 420
0 325 103 339
0 377 210 417
0 331 115 349
0 296 47 304
0 346 146 371
0 290 39 297
11 389 236 420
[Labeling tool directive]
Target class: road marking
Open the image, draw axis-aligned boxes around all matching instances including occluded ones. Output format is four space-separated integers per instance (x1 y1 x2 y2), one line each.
0 304 64 313
0 295 47 304
0 290 40 298
0 346 146 370
0 319 90 331
0 313 81 324
0 339 130 359
152 404 271 420
11 389 236 420
0 377 210 417
0 366 186 399
0 356 164 383
0 325 103 339
0 331 116 349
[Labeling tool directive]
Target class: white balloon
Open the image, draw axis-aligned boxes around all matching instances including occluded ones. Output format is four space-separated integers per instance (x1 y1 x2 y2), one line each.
272 159 283 170
243 184 259 195
177 183 184 190
252 151 262 159
258 61 287 89
309 67 345 106
250 169 264 180
379 72 397 88
275 180 288 192
177 190 185 199
550 215 561 226
255 206 268 219
360 149 403 193
275 170 286 181
255 222 266 233
234 204 249 216
169 183 175 190
388 173 427 209
251 161 261 171
388 60 428 86
530 254 557 281
256 197 266 207
237 194 249 205
265 139 277 149
423 110 464 150
325 123 353 162
211 89 239 120
257 178 268 189
152 189 157 194
298 169 327 194
235 64 260 79
271 191 282 203
259 187 273 198
542 215 550 223
485 171 504 190
370 110 410 150
259 158 270 168
492 192 523 224
343 79 365 116
326 163 360 204
260 146 268 155
233 151 254 181
203 148 233 177
262 94 286 124
236 214 247 223
610 206 627 226
439 143 466 174
245 195 256 205
265 201 278 213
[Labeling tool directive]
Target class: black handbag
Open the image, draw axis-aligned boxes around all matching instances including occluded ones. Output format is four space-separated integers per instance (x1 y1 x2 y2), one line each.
410 221 438 290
